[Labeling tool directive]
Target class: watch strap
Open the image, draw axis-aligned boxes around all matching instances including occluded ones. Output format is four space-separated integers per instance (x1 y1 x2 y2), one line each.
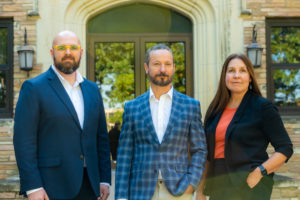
258 165 268 176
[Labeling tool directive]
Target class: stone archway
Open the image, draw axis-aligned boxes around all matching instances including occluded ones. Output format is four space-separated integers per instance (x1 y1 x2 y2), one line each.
64 0 219 111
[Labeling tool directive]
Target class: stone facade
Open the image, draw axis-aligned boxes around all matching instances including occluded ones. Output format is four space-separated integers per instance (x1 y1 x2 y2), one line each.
0 0 41 181
0 0 299 199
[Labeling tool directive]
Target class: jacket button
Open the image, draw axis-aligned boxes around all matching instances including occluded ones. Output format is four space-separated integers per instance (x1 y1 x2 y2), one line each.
80 155 84 159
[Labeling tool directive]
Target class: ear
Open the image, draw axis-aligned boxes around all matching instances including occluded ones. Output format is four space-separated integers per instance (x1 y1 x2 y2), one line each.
50 48 54 58
144 63 149 74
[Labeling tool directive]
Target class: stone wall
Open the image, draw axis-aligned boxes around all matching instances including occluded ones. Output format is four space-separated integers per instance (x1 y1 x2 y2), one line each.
0 0 41 180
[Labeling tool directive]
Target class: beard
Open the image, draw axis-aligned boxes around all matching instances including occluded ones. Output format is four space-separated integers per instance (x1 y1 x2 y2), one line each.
148 72 174 86
54 54 80 74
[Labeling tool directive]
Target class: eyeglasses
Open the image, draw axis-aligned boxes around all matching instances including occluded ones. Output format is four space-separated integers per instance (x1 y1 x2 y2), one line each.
53 45 81 51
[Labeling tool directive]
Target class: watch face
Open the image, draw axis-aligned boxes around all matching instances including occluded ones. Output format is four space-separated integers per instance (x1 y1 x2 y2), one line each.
259 165 267 176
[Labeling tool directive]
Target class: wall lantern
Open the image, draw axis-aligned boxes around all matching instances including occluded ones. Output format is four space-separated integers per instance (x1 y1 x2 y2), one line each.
247 25 263 68
18 28 34 76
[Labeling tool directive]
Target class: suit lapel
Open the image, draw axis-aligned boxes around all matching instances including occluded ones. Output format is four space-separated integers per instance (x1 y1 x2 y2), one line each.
225 91 251 141
140 91 160 144
80 80 90 131
161 90 180 143
47 67 82 130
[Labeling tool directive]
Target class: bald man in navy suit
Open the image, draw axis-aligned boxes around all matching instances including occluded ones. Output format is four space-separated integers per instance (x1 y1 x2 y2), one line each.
14 31 111 200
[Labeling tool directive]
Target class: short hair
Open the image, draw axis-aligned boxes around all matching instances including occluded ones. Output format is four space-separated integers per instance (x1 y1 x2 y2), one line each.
144 44 173 65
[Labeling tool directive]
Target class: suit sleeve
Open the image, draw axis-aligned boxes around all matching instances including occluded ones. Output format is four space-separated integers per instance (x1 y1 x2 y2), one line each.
115 103 134 199
261 101 293 161
187 101 207 189
97 91 112 184
13 81 43 194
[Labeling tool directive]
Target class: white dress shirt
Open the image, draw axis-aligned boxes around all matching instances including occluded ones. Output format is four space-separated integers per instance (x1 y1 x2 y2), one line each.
27 65 109 195
52 65 85 128
149 87 173 144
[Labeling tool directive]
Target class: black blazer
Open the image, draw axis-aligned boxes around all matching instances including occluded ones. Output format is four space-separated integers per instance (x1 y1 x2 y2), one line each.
205 91 293 187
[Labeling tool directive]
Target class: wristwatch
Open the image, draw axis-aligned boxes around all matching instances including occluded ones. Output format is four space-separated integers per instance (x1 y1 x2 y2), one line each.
258 165 268 176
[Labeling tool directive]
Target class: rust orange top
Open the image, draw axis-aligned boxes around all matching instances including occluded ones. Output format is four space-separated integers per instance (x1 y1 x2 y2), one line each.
214 106 237 159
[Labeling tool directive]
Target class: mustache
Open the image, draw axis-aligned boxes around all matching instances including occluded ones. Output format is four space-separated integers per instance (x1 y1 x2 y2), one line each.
62 55 75 61
155 73 169 78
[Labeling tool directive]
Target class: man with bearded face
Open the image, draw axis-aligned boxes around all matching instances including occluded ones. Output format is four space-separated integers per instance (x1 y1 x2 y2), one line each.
13 31 111 200
115 44 207 200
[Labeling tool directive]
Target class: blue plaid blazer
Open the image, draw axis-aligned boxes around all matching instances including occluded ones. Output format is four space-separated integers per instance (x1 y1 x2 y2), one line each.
115 89 207 200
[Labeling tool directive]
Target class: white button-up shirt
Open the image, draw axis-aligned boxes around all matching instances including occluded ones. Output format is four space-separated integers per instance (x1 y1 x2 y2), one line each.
149 87 173 144
52 65 84 128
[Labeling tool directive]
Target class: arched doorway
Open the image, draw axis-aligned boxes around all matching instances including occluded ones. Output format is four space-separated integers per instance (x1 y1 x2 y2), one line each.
87 3 193 126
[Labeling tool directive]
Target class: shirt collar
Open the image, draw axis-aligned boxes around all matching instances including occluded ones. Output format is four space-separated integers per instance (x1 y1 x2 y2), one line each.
51 64 84 86
149 86 173 101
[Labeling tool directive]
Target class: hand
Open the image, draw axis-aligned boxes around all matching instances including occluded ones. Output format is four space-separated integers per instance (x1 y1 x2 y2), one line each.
247 167 263 188
184 185 194 194
98 184 110 200
28 189 49 200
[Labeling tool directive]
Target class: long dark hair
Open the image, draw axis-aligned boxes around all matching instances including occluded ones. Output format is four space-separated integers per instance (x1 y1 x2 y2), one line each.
204 53 262 127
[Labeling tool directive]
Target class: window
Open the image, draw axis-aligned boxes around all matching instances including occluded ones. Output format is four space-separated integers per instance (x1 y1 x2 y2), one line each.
0 19 13 118
266 18 300 115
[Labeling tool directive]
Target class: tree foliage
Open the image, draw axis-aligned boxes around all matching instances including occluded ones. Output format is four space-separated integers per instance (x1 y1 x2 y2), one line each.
95 42 135 109
271 27 300 63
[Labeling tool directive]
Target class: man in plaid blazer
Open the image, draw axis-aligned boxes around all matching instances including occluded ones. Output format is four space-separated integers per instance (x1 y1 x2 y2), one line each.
115 44 207 200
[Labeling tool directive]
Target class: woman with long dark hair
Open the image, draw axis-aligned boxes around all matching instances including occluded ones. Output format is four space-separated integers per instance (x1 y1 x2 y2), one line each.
197 54 293 200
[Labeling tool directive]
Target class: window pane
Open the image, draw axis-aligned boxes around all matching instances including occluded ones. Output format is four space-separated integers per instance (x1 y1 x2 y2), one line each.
273 69 300 107
271 27 300 64
94 42 135 125
0 71 7 108
0 28 8 65
145 42 186 94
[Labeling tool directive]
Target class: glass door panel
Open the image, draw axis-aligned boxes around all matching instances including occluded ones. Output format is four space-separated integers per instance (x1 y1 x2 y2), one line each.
94 42 135 126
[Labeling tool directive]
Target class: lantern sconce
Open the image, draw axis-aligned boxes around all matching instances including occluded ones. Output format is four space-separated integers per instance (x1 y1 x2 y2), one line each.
17 28 34 77
247 25 263 68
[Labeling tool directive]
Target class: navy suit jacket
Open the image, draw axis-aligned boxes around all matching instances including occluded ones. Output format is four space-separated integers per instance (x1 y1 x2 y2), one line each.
13 67 111 199
115 89 207 200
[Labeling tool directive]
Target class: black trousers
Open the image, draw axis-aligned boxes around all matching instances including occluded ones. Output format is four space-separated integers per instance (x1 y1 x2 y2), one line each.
208 159 274 200
54 168 97 200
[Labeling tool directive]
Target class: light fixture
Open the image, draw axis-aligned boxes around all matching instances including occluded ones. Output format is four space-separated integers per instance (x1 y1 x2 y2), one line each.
17 28 34 76
247 25 263 68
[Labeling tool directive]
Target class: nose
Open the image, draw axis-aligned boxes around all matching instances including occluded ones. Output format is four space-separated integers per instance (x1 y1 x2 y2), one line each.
233 72 240 78
160 64 166 72
65 48 71 54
